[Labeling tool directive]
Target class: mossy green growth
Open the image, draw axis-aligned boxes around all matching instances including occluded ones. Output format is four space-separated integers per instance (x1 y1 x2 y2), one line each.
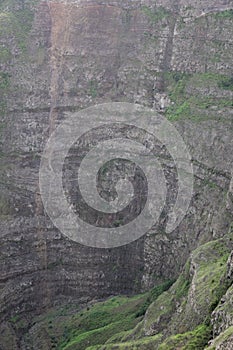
144 265 191 334
177 237 232 330
173 273 190 300
62 319 139 350
157 324 211 350
0 45 11 63
218 75 233 91
59 280 173 350
0 194 12 218
22 280 173 348
86 334 162 350
23 234 233 350
164 72 192 121
58 295 147 350
141 5 169 23
88 80 98 98
86 334 163 350
0 5 35 55
166 101 190 121
165 72 233 121
0 71 10 116
0 3 37 117
105 329 134 345
135 279 175 318
206 326 233 350
214 9 233 20
9 314 27 330
85 236 233 350
0 71 10 90
145 236 233 338
85 325 210 350
9 314 20 323
0 101 6 115
202 178 219 190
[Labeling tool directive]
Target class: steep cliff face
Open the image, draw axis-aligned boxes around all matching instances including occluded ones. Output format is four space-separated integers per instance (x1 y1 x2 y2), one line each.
0 0 233 347
4 230 233 349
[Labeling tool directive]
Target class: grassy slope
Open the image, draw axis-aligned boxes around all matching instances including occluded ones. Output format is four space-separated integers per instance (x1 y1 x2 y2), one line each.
55 234 233 350
22 233 233 350
59 280 173 350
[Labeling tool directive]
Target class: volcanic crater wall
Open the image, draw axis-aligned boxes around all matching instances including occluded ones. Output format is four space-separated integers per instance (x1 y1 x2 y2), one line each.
0 0 232 326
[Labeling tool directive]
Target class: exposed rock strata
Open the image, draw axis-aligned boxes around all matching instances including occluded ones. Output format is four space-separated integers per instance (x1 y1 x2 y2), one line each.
0 1 232 347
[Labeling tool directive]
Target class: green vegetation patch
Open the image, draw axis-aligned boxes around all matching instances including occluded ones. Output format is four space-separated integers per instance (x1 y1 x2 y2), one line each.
32 281 172 349
214 9 233 20
158 324 211 350
0 45 10 63
62 319 139 350
59 280 173 350
135 279 175 318
141 5 169 23
0 71 10 90
145 236 233 337
0 5 35 55
88 79 99 98
22 234 233 350
58 295 148 349
206 326 233 350
144 264 191 334
0 192 12 218
218 76 233 91
164 72 233 121
86 334 162 350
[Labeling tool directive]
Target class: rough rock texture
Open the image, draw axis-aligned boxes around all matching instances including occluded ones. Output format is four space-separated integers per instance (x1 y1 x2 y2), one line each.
210 251 233 338
10 232 233 349
143 235 233 338
0 0 233 348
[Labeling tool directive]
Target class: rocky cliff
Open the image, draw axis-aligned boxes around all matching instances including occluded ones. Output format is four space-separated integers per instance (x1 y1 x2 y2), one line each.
0 0 233 348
